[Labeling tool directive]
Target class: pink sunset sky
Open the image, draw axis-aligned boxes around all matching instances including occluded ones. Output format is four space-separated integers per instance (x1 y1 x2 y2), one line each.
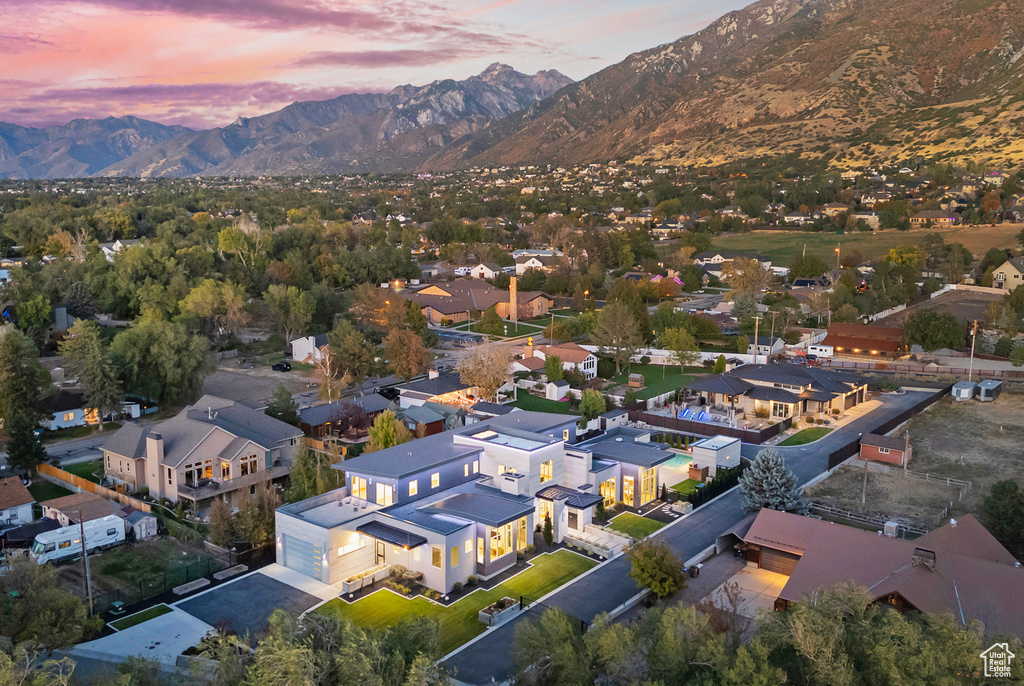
0 0 748 130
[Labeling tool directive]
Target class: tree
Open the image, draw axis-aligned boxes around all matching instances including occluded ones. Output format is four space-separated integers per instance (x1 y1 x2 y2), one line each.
16 294 51 339
721 257 774 296
64 281 98 320
712 354 727 374
543 513 553 546
364 409 413 454
0 558 101 649
208 498 236 547
543 354 564 382
286 449 345 503
0 326 48 424
264 284 314 342
265 384 299 425
738 448 807 513
454 342 514 401
5 414 47 475
1011 342 1024 368
903 309 966 361
476 306 504 336
627 538 686 599
833 303 860 324
235 484 281 546
981 480 1024 559
384 328 429 382
591 301 642 375
110 319 212 403
788 254 829 280
329 321 376 395
731 292 757 333
59 320 122 430
623 387 637 406
660 327 700 370
513 608 590 686
178 279 250 336
579 389 606 422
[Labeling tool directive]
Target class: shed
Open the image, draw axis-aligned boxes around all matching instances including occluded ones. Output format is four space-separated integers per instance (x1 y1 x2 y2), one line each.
628 373 645 388
951 381 977 402
546 380 570 401
124 509 158 541
976 379 1002 402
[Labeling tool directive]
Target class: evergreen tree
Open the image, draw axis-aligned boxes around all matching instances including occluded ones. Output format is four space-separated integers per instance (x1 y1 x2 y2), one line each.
579 389 606 422
1010 342 1024 368
543 354 564 382
476 306 504 336
364 410 413 453
712 354 727 374
60 319 122 429
731 292 758 334
738 448 807 513
265 384 299 425
5 414 47 475
543 513 553 546
0 327 48 425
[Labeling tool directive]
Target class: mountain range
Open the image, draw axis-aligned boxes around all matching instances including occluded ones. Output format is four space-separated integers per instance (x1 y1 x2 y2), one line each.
4 0 1024 178
0 64 571 179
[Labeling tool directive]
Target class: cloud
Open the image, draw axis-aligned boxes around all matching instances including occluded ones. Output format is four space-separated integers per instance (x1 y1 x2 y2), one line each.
292 45 497 69
0 33 55 51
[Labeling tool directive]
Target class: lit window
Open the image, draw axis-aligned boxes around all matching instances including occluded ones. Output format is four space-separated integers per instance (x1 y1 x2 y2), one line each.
376 483 394 506
432 545 442 568
409 480 418 497
472 460 479 474
431 472 440 488
412 547 420 562
540 460 554 483
464 539 473 554
464 464 469 477
563 429 569 441
451 546 459 568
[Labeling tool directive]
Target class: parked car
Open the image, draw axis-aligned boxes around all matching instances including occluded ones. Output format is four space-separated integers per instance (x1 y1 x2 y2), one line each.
272 361 292 372
376 387 399 401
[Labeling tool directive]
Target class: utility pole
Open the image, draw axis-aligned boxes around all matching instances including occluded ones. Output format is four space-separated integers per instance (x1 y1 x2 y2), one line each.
79 510 93 616
967 319 978 382
752 315 762 365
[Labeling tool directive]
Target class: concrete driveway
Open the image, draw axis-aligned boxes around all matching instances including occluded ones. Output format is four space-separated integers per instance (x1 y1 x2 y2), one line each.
71 606 213 666
708 566 789 618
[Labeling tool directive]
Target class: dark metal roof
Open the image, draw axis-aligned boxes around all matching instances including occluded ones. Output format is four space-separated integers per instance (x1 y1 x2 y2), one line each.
357 521 428 549
299 395 391 426
39 389 85 414
536 485 603 509
685 376 754 395
587 441 674 468
800 389 837 402
398 371 471 397
422 491 534 527
861 433 908 452
746 386 801 403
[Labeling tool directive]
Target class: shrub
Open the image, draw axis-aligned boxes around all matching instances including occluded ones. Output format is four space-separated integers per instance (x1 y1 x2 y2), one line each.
597 358 616 378
389 565 408 579
525 544 536 554
517 550 526 561
467 575 478 586
453 582 463 593
495 598 508 610
640 355 651 365
543 513 554 546
754 407 770 419
832 408 840 415
385 580 411 595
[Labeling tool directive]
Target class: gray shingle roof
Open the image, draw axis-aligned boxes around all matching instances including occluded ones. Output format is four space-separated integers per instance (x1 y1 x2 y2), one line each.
398 371 471 397
299 395 391 426
685 376 754 395
102 422 154 460
339 431 481 480
399 405 445 425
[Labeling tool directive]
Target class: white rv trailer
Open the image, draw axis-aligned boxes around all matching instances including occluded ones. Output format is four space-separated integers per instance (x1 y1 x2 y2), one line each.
28 514 126 564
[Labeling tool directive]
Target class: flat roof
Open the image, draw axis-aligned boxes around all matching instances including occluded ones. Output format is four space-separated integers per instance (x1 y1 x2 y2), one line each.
422 490 534 528
692 435 740 450
278 490 381 528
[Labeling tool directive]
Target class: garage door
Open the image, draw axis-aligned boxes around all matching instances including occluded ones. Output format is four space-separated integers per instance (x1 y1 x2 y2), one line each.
282 535 322 581
760 547 800 575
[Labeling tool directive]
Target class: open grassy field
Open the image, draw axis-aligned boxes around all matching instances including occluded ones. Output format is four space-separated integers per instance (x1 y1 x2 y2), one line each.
806 395 1024 526
314 550 595 654
711 223 1023 265
452 321 544 338
607 513 665 539
777 427 832 446
110 604 172 630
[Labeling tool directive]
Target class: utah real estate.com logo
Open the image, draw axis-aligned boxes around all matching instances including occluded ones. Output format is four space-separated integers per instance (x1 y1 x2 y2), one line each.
980 643 1015 679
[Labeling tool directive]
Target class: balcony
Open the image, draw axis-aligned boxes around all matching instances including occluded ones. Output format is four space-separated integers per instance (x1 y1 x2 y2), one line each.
177 463 290 500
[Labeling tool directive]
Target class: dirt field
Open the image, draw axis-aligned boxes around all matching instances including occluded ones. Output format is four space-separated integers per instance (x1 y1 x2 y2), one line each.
806 394 1024 527
876 289 1004 327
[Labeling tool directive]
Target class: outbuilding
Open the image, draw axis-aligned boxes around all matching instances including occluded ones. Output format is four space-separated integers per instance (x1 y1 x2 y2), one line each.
976 379 1002 402
951 381 977 402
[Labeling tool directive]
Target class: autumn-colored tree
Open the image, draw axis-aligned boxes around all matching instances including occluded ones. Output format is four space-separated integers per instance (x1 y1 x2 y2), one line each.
383 328 429 381
455 342 515 401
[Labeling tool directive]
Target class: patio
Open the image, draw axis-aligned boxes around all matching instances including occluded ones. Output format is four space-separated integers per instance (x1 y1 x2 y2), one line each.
706 565 789 618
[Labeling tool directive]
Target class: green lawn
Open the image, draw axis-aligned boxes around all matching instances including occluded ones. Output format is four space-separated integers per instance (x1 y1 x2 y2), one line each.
42 423 120 444
28 480 73 503
607 513 665 539
509 394 575 414
671 479 701 496
315 550 596 654
777 427 833 446
110 604 173 630
454 321 544 338
63 458 105 484
609 364 696 401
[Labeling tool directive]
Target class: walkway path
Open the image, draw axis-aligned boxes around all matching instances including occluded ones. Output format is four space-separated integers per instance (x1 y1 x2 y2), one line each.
443 390 933 685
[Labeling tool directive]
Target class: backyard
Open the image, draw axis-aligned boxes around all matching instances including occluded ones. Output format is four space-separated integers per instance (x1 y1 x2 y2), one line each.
63 458 105 484
671 479 701 496
42 423 120 443
315 550 596 654
805 395 1024 526
777 427 832 446
607 364 699 401
28 479 73 503
606 512 665 539
508 394 575 414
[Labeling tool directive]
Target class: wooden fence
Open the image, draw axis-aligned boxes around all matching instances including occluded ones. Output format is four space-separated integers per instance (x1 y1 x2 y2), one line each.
37 463 152 513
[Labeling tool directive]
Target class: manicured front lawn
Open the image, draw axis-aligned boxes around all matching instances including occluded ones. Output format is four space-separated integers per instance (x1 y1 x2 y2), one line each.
455 321 544 338
28 480 73 503
315 550 596 654
607 513 665 539
777 427 833 446
63 458 105 484
42 423 120 444
509 394 575 414
110 604 173 630
608 364 696 400
671 479 700 496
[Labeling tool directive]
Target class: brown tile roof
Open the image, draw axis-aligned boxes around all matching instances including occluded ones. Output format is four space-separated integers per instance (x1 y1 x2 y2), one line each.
0 476 33 510
515 356 545 371
537 342 594 365
41 492 125 523
861 433 908 452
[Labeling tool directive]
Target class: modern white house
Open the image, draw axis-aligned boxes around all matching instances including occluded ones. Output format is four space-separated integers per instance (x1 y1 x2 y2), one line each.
690 436 741 479
290 334 328 364
0 477 34 529
746 336 785 359
275 412 673 593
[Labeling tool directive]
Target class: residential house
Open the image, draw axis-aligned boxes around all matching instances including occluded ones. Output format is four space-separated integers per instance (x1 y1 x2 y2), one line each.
689 436 741 480
821 323 906 360
290 334 328 364
298 395 392 439
275 412 671 593
397 370 482 409
39 390 87 431
0 477 34 529
514 254 560 274
469 263 502 279
686 363 868 419
727 509 1024 636
99 239 140 263
909 210 958 228
401 280 552 325
529 342 598 380
746 336 784 359
993 257 1024 290
41 492 125 526
860 433 911 466
101 395 302 514
397 405 446 437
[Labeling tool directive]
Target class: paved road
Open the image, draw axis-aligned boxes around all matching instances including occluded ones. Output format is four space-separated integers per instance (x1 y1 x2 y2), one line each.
443 390 932 685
